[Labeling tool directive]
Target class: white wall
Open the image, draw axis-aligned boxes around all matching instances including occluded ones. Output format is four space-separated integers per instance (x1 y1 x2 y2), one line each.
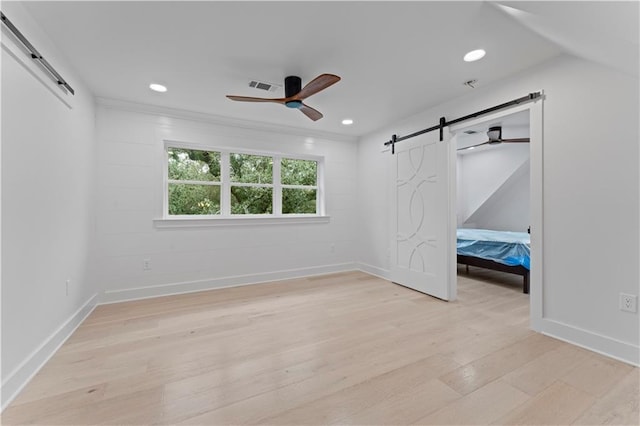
457 144 530 231
94 103 358 302
467 160 530 232
1 3 98 408
357 54 639 364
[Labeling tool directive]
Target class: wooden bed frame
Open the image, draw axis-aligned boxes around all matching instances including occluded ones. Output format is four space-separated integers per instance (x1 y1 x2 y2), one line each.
457 254 529 294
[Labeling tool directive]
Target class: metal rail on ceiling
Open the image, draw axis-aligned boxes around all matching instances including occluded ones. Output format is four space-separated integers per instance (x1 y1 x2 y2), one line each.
1 11 75 95
384 92 541 154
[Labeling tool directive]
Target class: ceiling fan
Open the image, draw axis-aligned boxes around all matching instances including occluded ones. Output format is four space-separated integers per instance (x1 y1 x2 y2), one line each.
458 126 530 151
226 73 341 121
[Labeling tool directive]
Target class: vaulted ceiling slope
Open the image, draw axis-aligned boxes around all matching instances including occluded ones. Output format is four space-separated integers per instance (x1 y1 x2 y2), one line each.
21 1 639 137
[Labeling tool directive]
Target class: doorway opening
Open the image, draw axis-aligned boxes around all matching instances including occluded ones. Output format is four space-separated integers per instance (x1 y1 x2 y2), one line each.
448 102 543 330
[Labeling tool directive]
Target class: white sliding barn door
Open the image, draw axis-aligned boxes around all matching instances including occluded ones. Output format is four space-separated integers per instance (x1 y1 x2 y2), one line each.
390 129 453 300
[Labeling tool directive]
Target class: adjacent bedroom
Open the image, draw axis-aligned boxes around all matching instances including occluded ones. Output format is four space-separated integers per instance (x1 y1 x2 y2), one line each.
456 110 531 293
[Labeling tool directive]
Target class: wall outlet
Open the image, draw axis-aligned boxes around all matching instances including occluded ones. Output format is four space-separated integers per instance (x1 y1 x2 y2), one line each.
65 279 70 296
619 293 637 313
143 258 151 271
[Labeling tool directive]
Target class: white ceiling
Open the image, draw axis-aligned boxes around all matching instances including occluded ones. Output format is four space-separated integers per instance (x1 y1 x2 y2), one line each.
21 1 639 137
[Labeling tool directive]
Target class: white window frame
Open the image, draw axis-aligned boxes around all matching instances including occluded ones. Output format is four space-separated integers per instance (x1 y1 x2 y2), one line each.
227 152 274 215
155 140 329 228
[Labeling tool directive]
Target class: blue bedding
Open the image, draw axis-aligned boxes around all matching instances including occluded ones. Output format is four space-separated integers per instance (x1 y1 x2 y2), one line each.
457 228 530 270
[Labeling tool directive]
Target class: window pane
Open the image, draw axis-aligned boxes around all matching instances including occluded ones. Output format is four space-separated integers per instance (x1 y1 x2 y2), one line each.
282 188 317 214
229 153 273 184
168 148 221 182
281 158 317 186
168 183 221 215
230 186 273 214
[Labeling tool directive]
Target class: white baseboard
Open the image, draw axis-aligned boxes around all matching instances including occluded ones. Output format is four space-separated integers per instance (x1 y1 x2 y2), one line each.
356 262 391 281
1 294 98 411
540 318 639 367
355 264 639 366
100 262 359 304
6 267 634 417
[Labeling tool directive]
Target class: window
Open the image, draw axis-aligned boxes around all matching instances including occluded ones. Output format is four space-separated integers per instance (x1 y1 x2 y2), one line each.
167 148 221 215
164 143 324 220
281 158 318 214
230 153 273 215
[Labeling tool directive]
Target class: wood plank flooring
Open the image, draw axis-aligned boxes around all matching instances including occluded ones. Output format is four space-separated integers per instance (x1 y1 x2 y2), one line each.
3 269 638 425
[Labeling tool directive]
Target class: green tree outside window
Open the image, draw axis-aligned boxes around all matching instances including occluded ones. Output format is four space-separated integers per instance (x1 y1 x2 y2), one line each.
166 147 320 216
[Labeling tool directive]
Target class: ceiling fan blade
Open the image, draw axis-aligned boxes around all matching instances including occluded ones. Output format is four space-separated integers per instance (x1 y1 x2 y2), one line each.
501 138 530 143
292 74 341 101
299 103 323 121
457 141 491 151
226 95 286 104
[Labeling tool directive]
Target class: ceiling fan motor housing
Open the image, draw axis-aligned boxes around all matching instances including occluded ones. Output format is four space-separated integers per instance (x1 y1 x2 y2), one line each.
284 76 302 98
487 126 502 143
284 76 303 109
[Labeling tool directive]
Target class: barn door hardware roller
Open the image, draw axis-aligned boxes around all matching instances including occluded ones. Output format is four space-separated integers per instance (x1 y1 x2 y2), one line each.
1 11 75 95
384 92 541 154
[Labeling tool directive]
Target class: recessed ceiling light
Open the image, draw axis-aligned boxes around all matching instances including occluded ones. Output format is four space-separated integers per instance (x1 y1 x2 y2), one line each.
342 118 354 125
463 49 486 62
149 83 167 92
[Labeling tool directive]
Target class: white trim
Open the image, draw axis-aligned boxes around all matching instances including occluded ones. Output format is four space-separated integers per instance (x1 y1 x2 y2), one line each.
528 97 544 331
154 215 331 228
100 263 357 304
272 156 283 215
168 179 221 186
96 97 358 143
230 182 273 189
165 139 325 163
356 262 391 281
221 151 230 215
356 261 639 366
163 146 170 216
317 157 326 215
282 184 318 190
1 294 98 411
448 134 458 301
540 318 639 367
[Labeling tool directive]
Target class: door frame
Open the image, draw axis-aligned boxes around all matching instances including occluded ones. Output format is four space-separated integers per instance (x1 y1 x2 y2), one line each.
448 97 544 331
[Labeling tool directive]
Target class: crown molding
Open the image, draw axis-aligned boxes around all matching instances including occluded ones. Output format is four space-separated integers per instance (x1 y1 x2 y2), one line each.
94 97 358 143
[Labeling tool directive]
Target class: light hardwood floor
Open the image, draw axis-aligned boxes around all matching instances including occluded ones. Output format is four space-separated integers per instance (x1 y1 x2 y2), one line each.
3 269 638 425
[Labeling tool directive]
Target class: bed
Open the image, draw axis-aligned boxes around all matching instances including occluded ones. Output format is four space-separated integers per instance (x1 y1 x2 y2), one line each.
456 228 530 294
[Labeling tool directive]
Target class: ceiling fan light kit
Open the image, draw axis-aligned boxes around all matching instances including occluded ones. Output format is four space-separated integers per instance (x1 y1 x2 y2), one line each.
285 101 303 109
226 73 341 121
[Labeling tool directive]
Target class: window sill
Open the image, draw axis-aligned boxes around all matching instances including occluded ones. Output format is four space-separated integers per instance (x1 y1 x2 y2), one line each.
153 215 331 228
